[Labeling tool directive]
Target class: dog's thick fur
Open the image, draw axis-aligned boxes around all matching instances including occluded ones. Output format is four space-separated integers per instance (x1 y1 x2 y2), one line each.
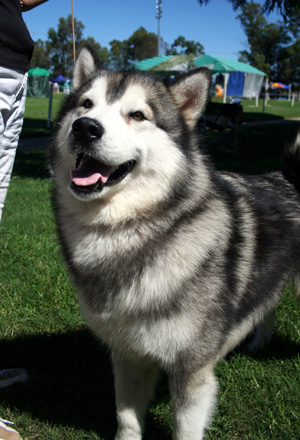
49 46 300 439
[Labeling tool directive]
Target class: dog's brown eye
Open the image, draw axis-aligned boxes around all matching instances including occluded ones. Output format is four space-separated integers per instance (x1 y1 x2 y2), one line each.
82 98 93 109
130 111 146 121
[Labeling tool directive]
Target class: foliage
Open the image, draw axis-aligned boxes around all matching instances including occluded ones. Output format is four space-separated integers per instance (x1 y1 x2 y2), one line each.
47 15 84 78
78 37 110 68
198 0 300 21
30 15 109 76
110 27 158 70
30 16 205 74
237 3 290 76
197 0 300 84
109 39 131 70
237 2 300 85
167 35 204 56
127 27 158 63
29 39 50 70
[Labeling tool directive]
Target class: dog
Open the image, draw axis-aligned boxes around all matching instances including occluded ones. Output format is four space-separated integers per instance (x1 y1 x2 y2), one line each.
49 45 300 440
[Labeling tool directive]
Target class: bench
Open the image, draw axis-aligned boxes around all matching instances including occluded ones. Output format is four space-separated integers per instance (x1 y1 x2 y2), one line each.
201 102 243 153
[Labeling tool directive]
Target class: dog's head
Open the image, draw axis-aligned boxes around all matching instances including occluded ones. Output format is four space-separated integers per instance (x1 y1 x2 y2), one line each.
51 45 211 223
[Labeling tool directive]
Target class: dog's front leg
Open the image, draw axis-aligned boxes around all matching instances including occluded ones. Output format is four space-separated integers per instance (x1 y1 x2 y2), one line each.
169 364 218 440
112 353 158 440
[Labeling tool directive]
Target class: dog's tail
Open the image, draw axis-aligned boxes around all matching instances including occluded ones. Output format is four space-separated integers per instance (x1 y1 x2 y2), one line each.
283 131 300 192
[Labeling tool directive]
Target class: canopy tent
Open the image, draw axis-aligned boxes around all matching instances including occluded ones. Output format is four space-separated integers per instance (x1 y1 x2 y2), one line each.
27 68 49 98
51 74 69 83
193 55 266 101
150 54 199 73
193 55 265 75
130 54 199 75
130 55 173 71
270 82 290 89
131 54 266 102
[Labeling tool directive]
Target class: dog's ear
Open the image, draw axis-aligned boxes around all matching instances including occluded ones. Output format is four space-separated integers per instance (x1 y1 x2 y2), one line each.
168 68 211 129
73 45 99 89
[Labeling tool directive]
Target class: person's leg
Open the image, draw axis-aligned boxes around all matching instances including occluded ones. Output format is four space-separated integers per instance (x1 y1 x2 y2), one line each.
0 67 27 222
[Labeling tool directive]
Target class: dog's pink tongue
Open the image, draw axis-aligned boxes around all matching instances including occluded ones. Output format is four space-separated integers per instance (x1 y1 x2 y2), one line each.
72 156 112 186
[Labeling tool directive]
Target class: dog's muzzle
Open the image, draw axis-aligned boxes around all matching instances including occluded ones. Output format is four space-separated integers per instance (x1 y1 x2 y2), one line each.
69 117 136 196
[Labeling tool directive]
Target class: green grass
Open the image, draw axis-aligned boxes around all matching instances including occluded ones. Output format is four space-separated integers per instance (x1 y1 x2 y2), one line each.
239 97 300 121
20 95 300 138
0 98 300 439
21 94 65 138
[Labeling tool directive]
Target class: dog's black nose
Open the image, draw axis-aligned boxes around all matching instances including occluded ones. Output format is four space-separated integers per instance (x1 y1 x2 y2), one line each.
72 117 104 143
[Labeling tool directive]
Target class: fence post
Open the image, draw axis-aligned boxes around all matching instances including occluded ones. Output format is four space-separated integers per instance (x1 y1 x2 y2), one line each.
47 82 53 129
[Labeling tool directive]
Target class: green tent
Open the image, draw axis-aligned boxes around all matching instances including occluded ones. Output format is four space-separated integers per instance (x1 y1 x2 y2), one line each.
130 55 173 71
130 54 266 100
27 68 50 98
193 55 266 76
130 54 199 75
131 54 266 76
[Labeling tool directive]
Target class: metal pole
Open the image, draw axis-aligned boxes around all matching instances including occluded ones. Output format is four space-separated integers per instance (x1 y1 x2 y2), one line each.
263 76 268 113
156 0 162 57
47 82 53 129
157 15 161 56
72 0 76 63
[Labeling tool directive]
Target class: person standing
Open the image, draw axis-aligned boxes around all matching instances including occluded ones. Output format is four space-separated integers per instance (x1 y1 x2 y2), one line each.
0 0 48 221
0 1 48 438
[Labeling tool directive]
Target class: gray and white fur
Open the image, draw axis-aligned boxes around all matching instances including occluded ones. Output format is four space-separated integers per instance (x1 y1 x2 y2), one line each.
49 46 300 439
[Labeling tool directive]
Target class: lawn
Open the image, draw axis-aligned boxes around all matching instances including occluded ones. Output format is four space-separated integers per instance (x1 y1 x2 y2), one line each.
20 94 300 138
0 94 299 439
20 94 65 138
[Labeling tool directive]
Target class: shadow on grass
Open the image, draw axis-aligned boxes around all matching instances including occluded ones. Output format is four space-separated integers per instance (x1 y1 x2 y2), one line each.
0 330 116 439
242 111 284 123
206 121 300 174
0 330 299 439
15 121 300 180
235 332 300 361
13 150 50 179
0 330 172 440
21 118 53 138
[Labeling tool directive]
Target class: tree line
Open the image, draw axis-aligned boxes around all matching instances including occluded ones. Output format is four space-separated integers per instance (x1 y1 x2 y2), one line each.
30 16 204 78
237 2 300 85
30 1 300 85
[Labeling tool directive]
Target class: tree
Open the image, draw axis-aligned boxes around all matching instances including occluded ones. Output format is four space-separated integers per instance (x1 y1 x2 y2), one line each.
237 2 300 85
127 27 158 61
276 38 300 85
168 36 204 55
47 15 85 77
237 3 291 76
109 27 158 70
45 15 109 76
198 0 300 21
109 39 130 70
79 37 110 68
30 39 50 70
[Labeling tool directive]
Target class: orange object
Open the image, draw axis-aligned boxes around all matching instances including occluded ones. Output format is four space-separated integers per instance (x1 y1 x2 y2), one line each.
216 85 223 98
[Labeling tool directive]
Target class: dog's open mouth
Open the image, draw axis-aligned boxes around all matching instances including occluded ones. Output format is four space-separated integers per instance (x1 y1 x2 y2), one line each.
70 153 135 194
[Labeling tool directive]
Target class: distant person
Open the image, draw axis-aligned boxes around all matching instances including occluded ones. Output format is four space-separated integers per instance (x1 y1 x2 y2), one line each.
0 1 48 438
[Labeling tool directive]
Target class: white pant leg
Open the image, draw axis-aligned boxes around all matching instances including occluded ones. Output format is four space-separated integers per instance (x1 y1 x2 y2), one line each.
0 67 28 222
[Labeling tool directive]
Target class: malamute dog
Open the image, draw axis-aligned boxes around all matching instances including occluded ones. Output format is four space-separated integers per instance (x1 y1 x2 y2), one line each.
49 46 300 439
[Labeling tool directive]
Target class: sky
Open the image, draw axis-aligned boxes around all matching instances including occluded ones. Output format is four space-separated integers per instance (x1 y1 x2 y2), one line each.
23 0 283 61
